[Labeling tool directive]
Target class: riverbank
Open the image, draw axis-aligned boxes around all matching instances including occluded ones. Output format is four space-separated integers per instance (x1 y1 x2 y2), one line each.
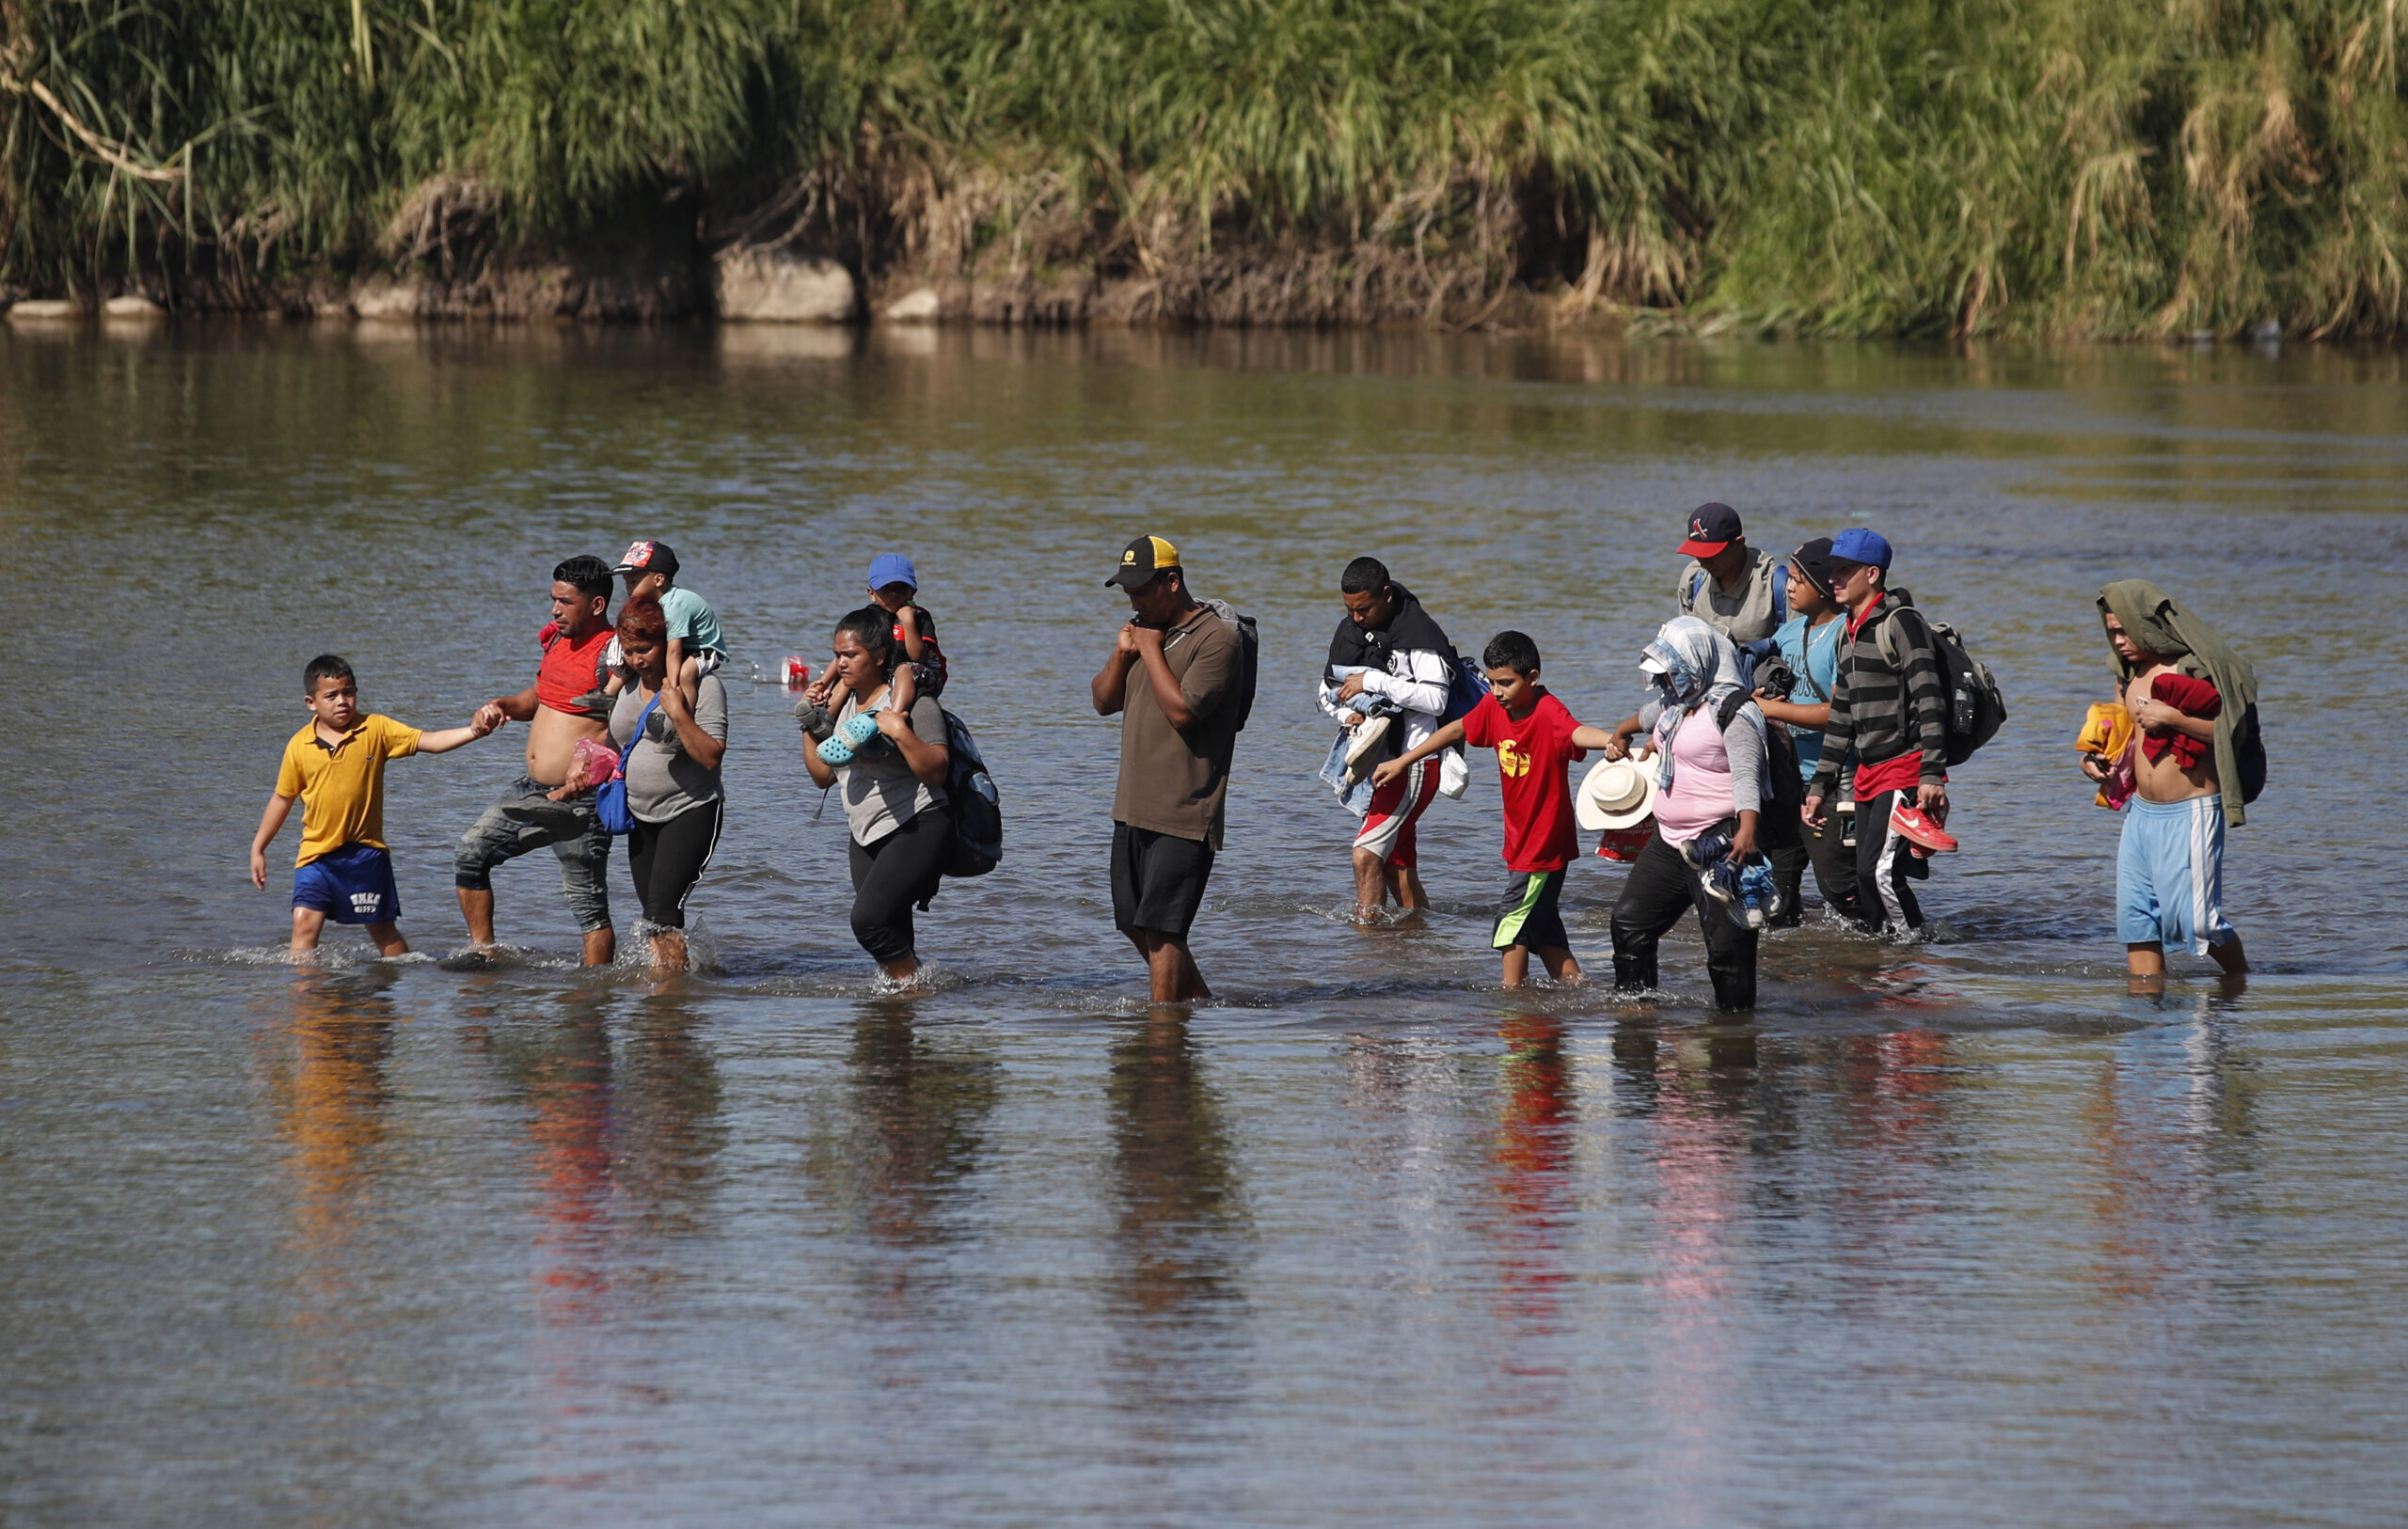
7 0 2405 337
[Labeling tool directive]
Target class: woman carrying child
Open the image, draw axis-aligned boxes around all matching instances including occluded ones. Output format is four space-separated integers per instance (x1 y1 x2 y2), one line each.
1603 616 1769 1011
800 607 952 985
608 596 729 974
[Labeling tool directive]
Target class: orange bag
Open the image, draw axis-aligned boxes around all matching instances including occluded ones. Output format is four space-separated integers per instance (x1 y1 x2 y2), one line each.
2074 701 2134 809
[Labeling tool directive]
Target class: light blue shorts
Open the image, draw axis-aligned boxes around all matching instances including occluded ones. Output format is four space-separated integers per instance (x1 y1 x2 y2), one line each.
2116 795 2236 954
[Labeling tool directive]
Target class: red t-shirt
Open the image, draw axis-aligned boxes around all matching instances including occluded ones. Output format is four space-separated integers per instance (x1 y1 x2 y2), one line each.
535 623 613 715
1460 690 1588 872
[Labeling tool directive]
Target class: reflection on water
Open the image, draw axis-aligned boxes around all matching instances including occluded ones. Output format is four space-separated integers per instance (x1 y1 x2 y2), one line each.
261 969 401 1376
616 994 726 1239
1483 1013 1574 1374
1108 1012 1244 1325
5 324 2406 1525
808 1005 998 1258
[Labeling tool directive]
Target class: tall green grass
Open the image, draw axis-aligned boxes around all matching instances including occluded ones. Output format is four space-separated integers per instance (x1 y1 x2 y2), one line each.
3 0 2401 334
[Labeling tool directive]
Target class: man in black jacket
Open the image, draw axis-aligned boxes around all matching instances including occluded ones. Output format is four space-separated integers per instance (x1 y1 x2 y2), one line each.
1800 528 1953 935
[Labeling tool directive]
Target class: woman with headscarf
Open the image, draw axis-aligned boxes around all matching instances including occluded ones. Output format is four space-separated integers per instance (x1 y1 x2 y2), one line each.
2087 581 2257 981
1602 616 1771 1010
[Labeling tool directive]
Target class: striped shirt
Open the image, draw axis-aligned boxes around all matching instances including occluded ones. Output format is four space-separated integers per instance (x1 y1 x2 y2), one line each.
1808 592 1950 796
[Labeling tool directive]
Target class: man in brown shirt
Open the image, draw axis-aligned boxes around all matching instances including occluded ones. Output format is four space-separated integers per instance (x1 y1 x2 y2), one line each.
1092 534 1243 1002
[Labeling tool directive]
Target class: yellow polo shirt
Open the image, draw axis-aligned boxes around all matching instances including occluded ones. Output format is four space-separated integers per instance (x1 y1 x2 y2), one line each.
274 715 422 865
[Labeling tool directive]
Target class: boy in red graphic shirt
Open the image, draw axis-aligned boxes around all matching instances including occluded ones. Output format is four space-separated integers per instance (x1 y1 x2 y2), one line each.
1375 631 1615 986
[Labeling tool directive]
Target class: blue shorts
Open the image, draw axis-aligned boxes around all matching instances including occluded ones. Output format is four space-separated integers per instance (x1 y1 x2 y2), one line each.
2116 796 2235 954
293 843 403 925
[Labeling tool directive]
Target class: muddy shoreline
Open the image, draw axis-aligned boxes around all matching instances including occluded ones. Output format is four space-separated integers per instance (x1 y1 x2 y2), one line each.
1 237 1611 332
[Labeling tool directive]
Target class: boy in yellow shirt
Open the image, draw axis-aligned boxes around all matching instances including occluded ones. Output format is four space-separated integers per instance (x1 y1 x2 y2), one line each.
249 655 502 959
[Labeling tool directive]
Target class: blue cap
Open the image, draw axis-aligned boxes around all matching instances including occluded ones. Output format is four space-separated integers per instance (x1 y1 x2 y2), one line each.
866 553 919 592
1830 528 1893 573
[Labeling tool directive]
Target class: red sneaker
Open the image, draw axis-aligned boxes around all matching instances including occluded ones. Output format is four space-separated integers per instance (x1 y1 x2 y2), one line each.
1891 802 1958 854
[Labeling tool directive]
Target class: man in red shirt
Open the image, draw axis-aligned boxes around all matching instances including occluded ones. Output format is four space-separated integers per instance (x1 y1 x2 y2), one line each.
452 556 620 965
1374 631 1615 986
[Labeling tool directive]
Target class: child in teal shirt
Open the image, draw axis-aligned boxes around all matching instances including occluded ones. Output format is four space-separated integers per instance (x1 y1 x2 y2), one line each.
610 539 726 709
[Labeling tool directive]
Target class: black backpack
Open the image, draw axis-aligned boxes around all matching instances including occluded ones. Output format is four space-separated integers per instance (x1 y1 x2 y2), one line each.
940 709 1002 877
1199 597 1260 731
1874 602 2007 766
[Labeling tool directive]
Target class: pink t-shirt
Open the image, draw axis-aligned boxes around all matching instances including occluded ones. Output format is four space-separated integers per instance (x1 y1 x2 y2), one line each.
1654 708 1733 847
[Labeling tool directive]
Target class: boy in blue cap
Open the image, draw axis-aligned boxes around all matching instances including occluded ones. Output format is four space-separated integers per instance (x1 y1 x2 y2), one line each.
864 552 947 699
1801 528 1956 936
805 554 949 727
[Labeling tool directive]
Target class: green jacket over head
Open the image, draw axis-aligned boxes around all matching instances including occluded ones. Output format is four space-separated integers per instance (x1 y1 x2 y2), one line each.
2097 579 2258 828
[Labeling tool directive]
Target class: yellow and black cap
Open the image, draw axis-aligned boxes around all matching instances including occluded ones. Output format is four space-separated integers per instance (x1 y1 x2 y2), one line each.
1106 534 1180 590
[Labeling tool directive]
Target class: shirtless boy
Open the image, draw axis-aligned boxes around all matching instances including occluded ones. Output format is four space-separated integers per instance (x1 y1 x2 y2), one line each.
452 556 621 964
2087 581 2252 985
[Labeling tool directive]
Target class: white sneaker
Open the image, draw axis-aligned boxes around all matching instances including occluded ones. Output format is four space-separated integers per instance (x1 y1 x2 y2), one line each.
1343 715 1391 783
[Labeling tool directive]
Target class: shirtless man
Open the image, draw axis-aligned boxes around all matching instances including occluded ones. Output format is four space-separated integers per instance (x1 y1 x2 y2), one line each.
2086 582 2252 987
452 556 620 964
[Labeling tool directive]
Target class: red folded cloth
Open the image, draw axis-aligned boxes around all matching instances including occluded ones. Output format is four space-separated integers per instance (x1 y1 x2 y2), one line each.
2143 672 2221 770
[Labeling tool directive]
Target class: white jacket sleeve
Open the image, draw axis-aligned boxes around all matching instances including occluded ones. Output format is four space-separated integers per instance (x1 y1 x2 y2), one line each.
1359 649 1451 717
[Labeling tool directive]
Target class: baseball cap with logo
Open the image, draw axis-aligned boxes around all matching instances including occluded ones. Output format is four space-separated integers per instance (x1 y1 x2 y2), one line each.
1106 534 1181 590
1676 502 1744 558
613 539 680 578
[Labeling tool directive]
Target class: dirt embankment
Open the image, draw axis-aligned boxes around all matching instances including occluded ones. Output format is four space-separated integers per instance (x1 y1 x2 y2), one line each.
3 176 1603 331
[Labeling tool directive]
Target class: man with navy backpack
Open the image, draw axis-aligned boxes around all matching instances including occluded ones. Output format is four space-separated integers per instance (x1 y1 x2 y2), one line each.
1612 502 1790 749
1612 504 1799 897
1094 534 1244 1003
1673 502 1788 648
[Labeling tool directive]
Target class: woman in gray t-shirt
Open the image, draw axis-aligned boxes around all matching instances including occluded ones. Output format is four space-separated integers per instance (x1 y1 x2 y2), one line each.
607 597 728 973
800 606 951 982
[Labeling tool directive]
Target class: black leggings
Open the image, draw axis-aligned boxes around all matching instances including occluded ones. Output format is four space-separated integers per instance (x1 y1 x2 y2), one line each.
627 798 723 929
1608 823 1760 1011
848 807 951 964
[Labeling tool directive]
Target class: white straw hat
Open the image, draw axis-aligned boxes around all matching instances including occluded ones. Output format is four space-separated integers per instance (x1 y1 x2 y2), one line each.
1576 756 1658 832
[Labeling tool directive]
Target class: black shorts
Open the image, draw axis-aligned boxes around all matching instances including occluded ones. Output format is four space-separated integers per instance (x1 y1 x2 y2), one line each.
1111 823 1214 938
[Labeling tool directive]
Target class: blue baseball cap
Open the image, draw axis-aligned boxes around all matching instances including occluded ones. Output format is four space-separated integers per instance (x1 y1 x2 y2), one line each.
1829 528 1893 573
866 553 919 591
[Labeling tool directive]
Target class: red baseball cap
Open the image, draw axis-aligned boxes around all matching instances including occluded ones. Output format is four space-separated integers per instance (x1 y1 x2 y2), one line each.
1676 502 1743 558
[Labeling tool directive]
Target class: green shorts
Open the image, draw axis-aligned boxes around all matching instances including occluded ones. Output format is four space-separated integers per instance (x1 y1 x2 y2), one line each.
1493 869 1569 952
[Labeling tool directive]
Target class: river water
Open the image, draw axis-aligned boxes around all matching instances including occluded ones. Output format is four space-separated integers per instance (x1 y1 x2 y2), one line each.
2 322 2404 1525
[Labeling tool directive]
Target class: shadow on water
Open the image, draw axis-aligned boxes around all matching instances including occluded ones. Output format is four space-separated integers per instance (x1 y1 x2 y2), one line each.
1480 1012 1577 1399
1104 1008 1250 1454
806 1000 1001 1261
260 968 401 1334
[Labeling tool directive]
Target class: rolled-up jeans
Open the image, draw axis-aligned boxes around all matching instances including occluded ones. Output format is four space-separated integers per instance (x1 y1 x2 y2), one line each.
452 775 612 933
